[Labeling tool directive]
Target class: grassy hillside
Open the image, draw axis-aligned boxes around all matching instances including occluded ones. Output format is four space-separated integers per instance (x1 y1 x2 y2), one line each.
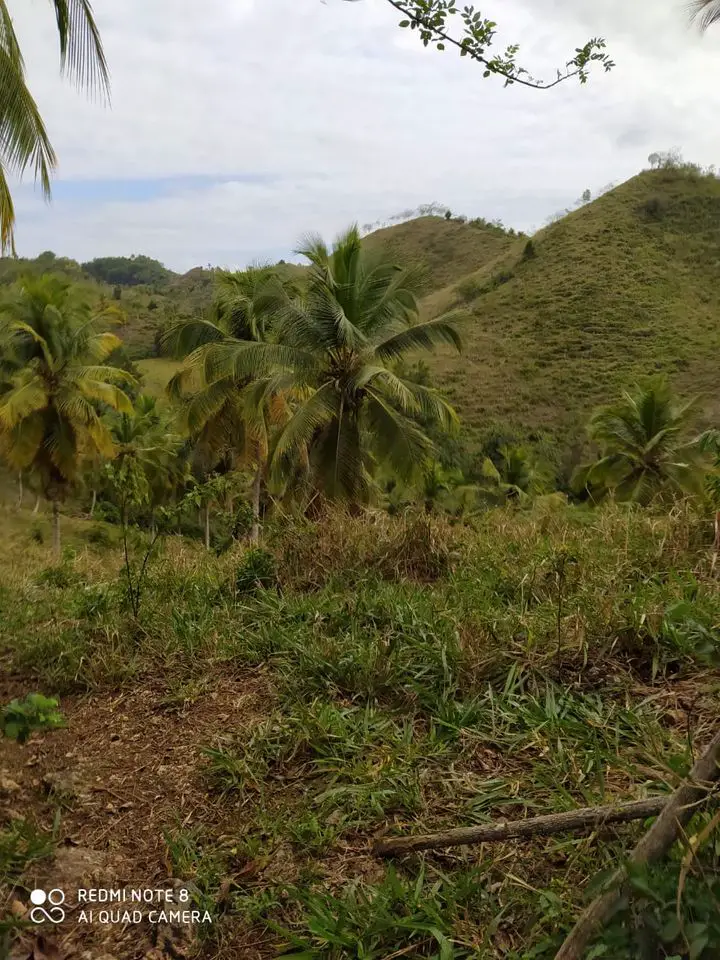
135 169 720 461
425 167 720 451
364 215 520 293
135 357 183 398
131 217 519 397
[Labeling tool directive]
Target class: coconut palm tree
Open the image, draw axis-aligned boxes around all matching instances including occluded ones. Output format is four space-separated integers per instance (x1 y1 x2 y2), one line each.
164 265 293 541
692 1 720 29
106 394 187 526
0 276 133 552
480 445 546 504
572 377 707 505
0 0 109 252
166 230 463 510
263 225 463 502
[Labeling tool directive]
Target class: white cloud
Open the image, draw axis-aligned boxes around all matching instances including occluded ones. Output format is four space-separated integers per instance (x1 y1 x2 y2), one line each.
8 0 720 269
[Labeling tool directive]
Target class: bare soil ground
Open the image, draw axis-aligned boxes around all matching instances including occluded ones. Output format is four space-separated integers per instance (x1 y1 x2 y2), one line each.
1 670 272 959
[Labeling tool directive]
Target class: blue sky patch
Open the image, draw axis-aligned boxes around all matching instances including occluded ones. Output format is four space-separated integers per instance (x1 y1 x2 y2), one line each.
44 173 280 205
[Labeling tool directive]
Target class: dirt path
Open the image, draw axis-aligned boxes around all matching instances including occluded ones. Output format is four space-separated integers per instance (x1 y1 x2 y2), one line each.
0 670 272 959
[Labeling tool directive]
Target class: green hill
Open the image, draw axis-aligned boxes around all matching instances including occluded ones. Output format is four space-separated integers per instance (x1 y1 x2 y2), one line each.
4 166 719 462
362 215 521 293
423 166 720 453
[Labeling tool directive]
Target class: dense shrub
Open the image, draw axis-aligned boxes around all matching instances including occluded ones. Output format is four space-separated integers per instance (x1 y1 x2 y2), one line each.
641 195 669 220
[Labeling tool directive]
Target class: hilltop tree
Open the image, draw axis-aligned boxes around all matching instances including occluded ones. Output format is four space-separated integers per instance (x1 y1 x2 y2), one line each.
0 0 108 252
0 277 132 553
82 255 172 288
572 378 707 505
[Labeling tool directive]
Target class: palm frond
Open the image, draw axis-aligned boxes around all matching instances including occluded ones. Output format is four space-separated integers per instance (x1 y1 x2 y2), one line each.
75 378 133 414
161 317 228 358
350 365 420 413
309 284 366 351
81 331 123 363
364 388 433 481
50 0 110 99
198 339 306 385
55 388 100 425
182 378 239 436
295 231 330 269
403 380 459 433
85 418 115 459
0 375 47 427
0 160 16 256
0 410 44 468
270 382 338 463
166 364 202 402
357 261 426 336
691 0 720 29
372 314 463 362
71 364 136 386
309 408 370 502
0 4 56 252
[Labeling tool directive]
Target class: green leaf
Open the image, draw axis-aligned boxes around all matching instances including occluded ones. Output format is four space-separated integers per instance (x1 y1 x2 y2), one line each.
689 935 709 960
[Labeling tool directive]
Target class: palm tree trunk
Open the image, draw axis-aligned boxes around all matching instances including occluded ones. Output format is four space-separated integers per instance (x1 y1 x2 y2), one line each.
250 465 262 543
89 489 96 518
17 472 23 508
33 495 40 515
204 504 211 551
51 500 61 556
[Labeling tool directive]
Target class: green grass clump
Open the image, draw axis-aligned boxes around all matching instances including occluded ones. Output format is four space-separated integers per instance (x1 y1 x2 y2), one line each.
276 865 488 959
205 699 451 825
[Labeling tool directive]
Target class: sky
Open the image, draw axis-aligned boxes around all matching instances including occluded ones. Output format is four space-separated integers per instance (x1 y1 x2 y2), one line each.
7 0 720 271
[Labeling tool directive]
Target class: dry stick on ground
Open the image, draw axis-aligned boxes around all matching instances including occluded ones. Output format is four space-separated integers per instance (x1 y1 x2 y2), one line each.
373 797 668 856
554 726 720 960
712 509 720 573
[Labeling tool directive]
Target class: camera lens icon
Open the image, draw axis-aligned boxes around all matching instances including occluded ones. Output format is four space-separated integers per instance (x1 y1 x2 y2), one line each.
29 889 65 923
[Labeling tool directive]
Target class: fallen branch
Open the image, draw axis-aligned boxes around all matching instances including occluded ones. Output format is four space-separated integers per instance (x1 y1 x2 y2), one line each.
373 797 667 857
555 726 720 960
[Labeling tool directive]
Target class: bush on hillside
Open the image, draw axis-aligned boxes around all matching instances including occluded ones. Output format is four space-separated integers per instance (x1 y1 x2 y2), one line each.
489 269 514 289
641 195 669 221
455 277 484 302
